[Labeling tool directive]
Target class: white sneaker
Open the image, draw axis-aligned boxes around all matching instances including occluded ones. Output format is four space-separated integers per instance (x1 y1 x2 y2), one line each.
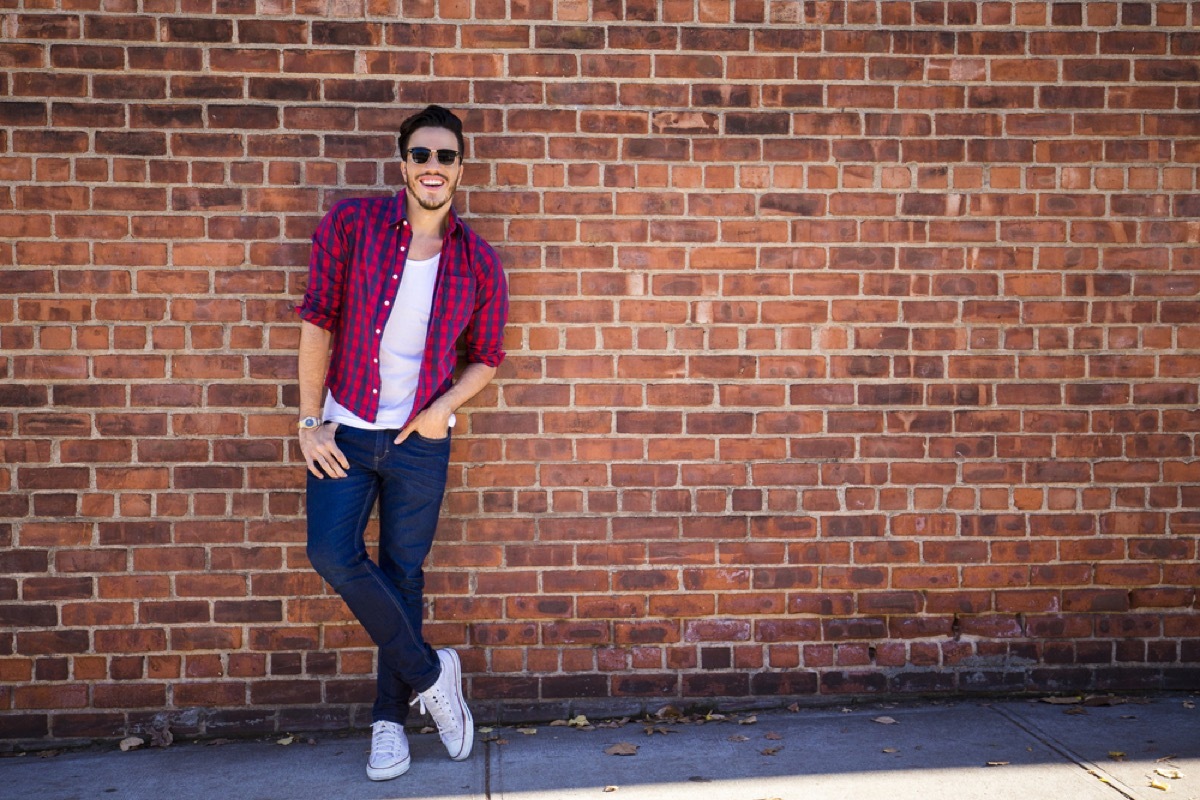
366 720 410 781
415 648 474 761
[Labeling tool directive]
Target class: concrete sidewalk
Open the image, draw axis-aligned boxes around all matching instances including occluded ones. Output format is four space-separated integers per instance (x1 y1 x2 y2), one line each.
4 694 1197 800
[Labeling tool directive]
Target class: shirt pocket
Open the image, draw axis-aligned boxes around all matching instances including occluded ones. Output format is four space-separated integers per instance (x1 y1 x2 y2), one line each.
438 273 476 337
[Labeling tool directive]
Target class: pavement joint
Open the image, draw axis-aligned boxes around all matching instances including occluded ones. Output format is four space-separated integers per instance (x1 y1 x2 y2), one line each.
990 703 1142 800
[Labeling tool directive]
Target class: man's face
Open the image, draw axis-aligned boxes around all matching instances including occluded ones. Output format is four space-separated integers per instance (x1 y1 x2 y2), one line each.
400 126 462 212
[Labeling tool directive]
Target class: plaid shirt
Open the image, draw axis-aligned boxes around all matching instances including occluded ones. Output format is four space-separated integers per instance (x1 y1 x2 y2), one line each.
297 193 508 425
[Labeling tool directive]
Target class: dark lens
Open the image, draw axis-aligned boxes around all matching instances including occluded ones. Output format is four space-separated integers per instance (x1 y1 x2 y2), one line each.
408 147 432 164
436 149 459 166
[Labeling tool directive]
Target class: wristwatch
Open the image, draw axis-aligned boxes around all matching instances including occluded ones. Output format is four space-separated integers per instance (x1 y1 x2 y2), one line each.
298 416 322 430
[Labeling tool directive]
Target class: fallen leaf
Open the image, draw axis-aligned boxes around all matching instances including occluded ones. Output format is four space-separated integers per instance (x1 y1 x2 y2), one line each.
882 747 899 754
605 742 638 756
569 715 592 730
787 703 800 713
761 746 782 756
478 726 494 734
1083 695 1126 707
1148 778 1169 792
1183 701 1195 710
872 716 898 725
643 726 674 736
603 787 618 793
1109 751 1126 762
739 715 758 725
277 735 294 746
517 728 537 735
728 734 749 742
1064 706 1088 716
1155 768 1184 780
119 737 144 752
765 732 783 740
1087 769 1112 785
1041 696 1082 705
495 738 509 745
420 726 436 735
655 705 683 719
986 761 1010 767
550 719 570 727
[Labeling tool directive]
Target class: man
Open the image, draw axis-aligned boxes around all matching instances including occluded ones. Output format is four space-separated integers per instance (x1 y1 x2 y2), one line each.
295 105 508 781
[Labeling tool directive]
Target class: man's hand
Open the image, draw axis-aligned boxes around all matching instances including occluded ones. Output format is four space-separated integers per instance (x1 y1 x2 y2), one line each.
394 406 453 445
300 422 349 478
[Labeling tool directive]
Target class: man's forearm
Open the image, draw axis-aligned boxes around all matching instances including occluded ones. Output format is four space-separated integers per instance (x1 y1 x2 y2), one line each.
298 321 333 417
428 362 497 419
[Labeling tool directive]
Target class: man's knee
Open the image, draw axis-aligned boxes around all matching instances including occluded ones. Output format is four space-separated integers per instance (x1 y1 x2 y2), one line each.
307 541 362 588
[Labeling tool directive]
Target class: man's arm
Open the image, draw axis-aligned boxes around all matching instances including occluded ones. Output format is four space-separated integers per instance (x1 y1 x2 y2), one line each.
395 362 497 444
297 320 348 478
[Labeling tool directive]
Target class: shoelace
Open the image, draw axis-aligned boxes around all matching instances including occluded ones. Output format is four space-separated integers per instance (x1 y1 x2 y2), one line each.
410 691 458 730
372 721 403 755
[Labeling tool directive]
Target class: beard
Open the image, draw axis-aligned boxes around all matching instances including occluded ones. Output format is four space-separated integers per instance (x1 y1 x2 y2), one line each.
407 173 457 211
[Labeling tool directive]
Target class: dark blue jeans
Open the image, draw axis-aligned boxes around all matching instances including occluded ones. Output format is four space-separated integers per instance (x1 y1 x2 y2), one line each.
305 424 449 724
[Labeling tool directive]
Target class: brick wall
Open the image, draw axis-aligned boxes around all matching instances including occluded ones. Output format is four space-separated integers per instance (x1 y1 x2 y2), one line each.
2 1 1199 743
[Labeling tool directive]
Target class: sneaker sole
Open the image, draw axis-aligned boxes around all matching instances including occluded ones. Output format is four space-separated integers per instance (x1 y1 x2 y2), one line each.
366 754 411 781
441 649 474 761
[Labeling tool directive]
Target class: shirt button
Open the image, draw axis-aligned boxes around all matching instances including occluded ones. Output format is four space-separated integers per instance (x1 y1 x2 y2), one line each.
375 328 382 334
393 274 399 279
384 300 390 306
400 246 407 252
373 389 378 394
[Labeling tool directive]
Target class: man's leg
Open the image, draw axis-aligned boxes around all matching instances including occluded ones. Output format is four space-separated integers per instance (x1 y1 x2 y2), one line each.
376 430 473 761
373 430 452 720
305 425 441 710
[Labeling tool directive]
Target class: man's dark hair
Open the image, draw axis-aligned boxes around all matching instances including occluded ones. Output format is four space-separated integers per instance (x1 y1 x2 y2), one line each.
398 105 465 157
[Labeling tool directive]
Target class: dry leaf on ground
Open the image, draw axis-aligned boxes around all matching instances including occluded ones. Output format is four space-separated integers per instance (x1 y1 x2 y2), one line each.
765 732 783 740
478 726 494 734
1083 695 1126 707
277 735 294 746
728 734 749 742
1183 701 1195 710
761 746 783 756
603 787 618 793
1040 696 1082 705
420 726 436 735
882 747 899 754
872 716 898 725
1109 751 1127 761
1148 778 1169 791
986 761 1011 767
739 715 758 725
1155 768 1184 780
787 703 800 712
119 737 144 752
518 728 537 735
655 705 683 719
605 742 638 756
550 719 570 727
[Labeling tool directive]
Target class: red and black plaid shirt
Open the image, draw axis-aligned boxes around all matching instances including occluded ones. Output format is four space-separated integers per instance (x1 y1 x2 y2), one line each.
297 193 508 425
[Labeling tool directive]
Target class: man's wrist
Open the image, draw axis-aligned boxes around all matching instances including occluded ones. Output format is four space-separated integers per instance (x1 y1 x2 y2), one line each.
298 415 323 430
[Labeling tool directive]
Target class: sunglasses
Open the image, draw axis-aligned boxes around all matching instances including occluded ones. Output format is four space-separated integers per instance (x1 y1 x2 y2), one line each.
406 147 460 166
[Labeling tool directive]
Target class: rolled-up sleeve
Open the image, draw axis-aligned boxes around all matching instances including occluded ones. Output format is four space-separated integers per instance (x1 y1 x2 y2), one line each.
296 201 354 331
464 242 509 368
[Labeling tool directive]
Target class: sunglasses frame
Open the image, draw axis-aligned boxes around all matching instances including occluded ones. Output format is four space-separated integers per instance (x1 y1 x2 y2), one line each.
406 147 461 166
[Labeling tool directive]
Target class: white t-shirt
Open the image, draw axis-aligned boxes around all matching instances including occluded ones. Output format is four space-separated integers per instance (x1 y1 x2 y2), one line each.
324 252 440 430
